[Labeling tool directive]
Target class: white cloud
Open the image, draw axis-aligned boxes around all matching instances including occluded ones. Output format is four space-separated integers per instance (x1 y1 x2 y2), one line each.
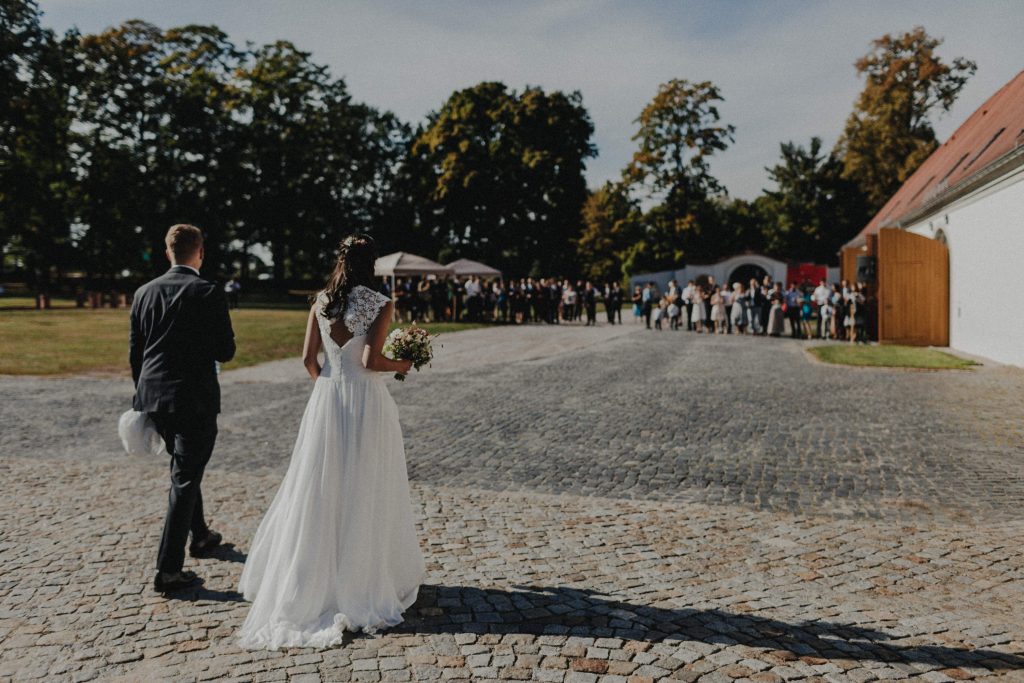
39 0 1024 199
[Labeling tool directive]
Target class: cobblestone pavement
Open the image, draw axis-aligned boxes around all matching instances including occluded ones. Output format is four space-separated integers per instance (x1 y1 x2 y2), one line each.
6 327 1023 521
2 326 1024 681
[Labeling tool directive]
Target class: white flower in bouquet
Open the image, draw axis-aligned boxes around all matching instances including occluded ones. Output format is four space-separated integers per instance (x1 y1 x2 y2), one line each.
383 325 436 380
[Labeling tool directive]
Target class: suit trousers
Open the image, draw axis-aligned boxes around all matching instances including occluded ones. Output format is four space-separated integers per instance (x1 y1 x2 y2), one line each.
150 411 217 573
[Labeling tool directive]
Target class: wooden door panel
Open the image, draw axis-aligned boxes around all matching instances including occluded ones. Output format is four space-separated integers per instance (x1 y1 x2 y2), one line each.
877 228 948 346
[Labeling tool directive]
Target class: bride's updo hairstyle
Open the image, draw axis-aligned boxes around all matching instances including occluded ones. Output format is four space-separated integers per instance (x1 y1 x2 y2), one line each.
320 234 378 320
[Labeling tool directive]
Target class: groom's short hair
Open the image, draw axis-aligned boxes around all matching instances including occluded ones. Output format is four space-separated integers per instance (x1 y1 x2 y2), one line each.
166 224 203 260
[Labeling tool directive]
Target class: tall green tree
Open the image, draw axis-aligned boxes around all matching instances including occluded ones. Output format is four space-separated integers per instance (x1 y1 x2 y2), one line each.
576 181 641 283
758 137 868 263
625 79 734 202
0 0 79 295
235 41 406 282
75 22 244 281
76 21 182 280
713 196 764 259
412 82 595 276
836 26 976 212
623 79 735 269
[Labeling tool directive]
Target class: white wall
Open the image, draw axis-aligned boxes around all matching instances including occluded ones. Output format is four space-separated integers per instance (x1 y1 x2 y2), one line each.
629 255 789 294
907 169 1024 367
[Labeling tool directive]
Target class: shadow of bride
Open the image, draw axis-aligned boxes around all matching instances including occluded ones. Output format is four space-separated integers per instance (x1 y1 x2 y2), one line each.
391 584 1022 673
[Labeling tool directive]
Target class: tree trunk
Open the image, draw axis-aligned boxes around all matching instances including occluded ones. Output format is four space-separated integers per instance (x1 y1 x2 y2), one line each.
272 239 286 284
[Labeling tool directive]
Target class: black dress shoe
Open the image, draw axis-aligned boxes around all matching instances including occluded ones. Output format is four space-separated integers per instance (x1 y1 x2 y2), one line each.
189 530 223 558
153 570 201 593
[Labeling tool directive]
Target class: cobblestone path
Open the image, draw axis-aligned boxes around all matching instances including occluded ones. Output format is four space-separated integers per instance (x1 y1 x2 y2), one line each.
2 327 1024 681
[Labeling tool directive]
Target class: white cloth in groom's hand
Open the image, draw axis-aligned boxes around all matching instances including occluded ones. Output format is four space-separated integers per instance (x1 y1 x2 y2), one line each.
118 409 166 457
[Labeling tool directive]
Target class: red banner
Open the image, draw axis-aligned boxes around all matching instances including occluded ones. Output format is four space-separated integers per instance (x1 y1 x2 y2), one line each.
787 263 827 286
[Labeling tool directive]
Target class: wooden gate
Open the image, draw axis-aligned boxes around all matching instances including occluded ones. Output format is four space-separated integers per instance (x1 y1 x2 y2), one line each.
876 228 949 346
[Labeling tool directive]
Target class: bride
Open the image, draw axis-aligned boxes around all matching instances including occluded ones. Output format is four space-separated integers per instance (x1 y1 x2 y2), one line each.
237 234 425 649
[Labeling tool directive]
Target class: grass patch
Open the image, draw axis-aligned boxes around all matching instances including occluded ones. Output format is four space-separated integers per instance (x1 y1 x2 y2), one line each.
0 296 78 310
0 307 485 376
809 344 978 370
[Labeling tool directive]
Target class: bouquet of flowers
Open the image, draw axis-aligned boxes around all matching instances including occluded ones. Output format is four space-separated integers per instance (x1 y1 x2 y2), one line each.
383 325 435 381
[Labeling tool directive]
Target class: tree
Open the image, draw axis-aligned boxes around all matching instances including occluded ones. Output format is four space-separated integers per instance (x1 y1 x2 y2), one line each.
758 137 868 263
4 8 409 290
74 22 245 282
235 41 406 282
625 79 734 202
411 82 595 276
623 79 735 268
576 181 641 283
836 27 976 212
0 0 79 296
713 196 764 260
75 21 183 281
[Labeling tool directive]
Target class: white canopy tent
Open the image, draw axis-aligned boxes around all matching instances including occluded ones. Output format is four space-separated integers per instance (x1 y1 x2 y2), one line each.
374 252 454 299
447 258 502 278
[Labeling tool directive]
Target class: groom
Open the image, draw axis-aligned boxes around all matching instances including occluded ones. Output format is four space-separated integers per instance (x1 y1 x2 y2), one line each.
130 224 236 593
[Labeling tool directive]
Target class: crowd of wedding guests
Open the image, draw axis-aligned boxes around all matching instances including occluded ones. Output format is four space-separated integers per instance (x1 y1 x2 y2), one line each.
636 276 873 342
385 276 626 325
385 274 873 342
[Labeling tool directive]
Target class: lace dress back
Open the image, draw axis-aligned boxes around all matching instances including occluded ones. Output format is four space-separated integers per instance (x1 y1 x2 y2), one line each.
314 285 390 379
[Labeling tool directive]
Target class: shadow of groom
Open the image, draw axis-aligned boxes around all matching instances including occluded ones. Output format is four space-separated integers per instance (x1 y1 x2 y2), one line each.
392 584 1022 673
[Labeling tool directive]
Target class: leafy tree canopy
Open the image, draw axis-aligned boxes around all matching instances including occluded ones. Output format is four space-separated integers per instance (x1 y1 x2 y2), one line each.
758 137 869 263
411 82 595 276
836 26 976 212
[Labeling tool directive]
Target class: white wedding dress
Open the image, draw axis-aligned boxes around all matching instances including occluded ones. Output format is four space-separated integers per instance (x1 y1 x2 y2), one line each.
237 285 425 650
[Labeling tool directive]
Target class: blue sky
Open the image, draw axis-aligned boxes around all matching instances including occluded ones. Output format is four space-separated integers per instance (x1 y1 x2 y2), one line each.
38 0 1024 200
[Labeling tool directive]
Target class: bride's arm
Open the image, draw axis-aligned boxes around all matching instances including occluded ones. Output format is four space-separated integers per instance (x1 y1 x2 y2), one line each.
302 306 322 380
363 301 413 375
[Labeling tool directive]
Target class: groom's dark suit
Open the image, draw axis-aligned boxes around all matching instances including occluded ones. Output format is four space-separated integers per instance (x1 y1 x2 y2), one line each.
130 265 235 574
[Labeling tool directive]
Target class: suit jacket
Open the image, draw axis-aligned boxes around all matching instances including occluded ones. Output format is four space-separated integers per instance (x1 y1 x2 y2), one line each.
130 265 236 414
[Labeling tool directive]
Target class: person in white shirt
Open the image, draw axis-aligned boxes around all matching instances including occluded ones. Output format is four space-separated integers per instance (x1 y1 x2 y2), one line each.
463 277 483 322
819 299 833 339
812 280 830 338
681 280 695 331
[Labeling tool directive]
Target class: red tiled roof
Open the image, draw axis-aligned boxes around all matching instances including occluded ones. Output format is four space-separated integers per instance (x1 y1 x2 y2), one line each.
847 69 1024 246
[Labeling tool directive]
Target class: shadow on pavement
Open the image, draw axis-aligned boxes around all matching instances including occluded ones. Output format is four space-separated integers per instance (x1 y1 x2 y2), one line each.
394 584 1023 673
165 585 245 603
200 542 247 563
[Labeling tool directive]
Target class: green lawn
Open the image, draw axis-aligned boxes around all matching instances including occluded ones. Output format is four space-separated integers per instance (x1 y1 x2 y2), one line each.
809 344 978 370
0 296 79 310
0 306 483 376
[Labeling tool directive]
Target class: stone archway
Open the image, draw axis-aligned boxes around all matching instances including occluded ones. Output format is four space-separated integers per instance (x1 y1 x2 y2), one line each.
727 263 769 286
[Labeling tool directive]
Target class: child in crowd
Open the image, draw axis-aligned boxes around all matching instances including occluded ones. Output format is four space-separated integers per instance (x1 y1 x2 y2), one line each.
667 295 681 330
800 294 814 339
652 296 665 330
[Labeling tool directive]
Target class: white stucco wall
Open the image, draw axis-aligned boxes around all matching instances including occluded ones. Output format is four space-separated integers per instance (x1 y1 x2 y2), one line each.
906 168 1024 367
630 255 789 294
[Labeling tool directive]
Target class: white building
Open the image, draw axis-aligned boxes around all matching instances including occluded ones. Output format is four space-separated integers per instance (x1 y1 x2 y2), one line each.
629 253 789 294
629 253 840 296
843 69 1024 367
